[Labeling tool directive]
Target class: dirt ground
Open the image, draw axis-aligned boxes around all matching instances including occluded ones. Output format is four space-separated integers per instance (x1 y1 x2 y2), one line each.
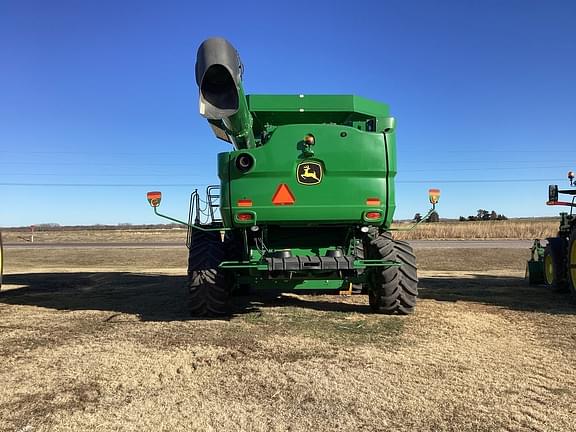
1 247 575 432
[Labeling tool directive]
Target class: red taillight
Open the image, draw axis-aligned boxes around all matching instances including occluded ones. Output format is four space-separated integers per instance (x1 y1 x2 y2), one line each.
366 211 382 220
366 198 381 206
237 199 253 207
237 213 253 221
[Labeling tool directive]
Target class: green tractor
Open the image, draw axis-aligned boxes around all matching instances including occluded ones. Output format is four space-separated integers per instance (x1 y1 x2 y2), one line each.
527 171 576 297
147 38 439 316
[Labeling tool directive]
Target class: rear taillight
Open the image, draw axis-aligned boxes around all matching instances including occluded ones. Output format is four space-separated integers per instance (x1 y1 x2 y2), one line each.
237 213 253 221
365 211 382 220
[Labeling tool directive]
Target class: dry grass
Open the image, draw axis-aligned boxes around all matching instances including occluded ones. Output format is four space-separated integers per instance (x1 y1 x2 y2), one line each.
393 219 559 240
4 248 188 273
1 246 575 431
2 219 561 245
1 228 187 244
417 248 530 271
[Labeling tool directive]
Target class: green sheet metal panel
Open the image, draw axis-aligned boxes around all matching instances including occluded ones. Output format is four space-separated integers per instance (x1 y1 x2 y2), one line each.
219 121 397 228
248 94 390 130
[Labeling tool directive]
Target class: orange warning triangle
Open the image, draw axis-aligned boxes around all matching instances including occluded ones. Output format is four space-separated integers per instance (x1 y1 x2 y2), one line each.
272 184 295 205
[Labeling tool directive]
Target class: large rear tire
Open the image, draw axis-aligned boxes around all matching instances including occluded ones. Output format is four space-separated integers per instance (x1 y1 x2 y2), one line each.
187 230 230 317
366 232 418 315
566 231 576 298
543 237 568 292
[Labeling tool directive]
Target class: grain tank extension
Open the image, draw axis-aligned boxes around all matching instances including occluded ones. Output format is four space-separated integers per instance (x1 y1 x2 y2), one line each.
148 38 439 316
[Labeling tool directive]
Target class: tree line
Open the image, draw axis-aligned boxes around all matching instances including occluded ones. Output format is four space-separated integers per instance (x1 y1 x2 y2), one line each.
412 209 508 223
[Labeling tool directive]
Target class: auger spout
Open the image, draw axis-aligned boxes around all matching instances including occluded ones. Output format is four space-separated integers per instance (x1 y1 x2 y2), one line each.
195 37 256 149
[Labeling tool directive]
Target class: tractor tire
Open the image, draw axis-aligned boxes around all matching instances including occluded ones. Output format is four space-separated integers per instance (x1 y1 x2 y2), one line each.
366 232 418 315
566 231 576 298
543 237 568 292
187 230 230 317
526 261 545 285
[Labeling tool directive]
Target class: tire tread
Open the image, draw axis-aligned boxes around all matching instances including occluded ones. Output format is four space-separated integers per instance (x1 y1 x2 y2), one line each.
367 232 418 315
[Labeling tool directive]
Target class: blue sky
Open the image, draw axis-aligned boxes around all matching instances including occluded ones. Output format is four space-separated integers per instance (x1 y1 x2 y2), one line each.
1 0 575 226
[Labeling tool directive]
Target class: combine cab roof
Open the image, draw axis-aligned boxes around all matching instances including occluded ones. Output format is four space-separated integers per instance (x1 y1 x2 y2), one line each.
247 94 389 127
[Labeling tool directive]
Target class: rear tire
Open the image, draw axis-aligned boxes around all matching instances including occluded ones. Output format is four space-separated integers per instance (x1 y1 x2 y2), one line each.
543 237 568 292
366 232 418 315
187 230 230 317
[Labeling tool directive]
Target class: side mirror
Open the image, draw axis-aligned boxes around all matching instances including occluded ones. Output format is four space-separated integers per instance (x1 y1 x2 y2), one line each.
548 185 558 203
147 191 162 208
428 188 440 205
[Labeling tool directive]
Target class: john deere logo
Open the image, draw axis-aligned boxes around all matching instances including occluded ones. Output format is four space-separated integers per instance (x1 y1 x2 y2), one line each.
297 161 323 185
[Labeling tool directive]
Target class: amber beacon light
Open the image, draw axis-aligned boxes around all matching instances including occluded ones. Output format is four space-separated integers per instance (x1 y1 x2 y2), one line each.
147 191 162 208
428 189 441 206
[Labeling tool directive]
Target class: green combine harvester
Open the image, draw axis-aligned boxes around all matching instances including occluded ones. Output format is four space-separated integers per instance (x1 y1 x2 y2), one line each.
148 38 439 316
527 171 576 298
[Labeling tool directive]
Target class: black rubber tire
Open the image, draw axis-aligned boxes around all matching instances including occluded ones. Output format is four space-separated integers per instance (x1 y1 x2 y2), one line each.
566 230 576 298
187 230 230 317
366 232 418 315
526 263 544 286
543 237 568 292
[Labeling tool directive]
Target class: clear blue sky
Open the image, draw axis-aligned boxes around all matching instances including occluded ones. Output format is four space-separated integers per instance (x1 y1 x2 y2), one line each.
1 0 575 227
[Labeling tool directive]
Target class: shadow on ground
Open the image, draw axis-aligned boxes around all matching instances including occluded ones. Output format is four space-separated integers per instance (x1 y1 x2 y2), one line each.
0 272 194 321
419 274 576 315
0 272 362 321
0 272 574 320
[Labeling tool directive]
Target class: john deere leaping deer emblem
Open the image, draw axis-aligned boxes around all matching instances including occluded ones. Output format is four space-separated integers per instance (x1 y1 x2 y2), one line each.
297 161 323 185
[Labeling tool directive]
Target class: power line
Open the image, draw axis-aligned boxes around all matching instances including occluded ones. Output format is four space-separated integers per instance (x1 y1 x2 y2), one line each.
1 162 573 174
442 149 575 154
0 150 205 156
0 147 573 155
0 182 210 187
397 178 565 184
0 179 565 187
401 160 576 165
0 161 207 168
0 164 572 177
0 173 204 177
401 165 574 173
2 158 573 167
